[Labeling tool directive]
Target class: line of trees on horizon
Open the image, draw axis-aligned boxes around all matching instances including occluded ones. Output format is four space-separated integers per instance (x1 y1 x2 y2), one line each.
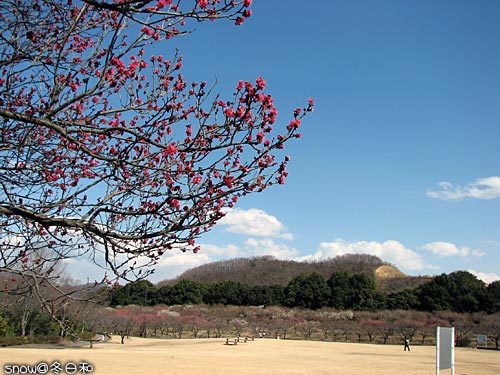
109 270 500 314
2 303 499 349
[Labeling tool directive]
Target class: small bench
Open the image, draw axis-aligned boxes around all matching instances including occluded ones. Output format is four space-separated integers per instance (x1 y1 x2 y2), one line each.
225 338 238 345
236 337 248 343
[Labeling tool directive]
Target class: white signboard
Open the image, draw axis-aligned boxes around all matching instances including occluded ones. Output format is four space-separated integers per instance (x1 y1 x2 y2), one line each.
436 327 454 375
477 334 487 347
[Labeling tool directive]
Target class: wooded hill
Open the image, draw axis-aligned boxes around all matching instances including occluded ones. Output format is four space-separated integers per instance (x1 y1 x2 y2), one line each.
163 254 431 293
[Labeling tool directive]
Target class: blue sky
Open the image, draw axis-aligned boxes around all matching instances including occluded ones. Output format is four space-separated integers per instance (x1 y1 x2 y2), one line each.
68 1 500 284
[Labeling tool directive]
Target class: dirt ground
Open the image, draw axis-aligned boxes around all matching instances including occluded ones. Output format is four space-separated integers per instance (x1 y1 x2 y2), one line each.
1 336 499 375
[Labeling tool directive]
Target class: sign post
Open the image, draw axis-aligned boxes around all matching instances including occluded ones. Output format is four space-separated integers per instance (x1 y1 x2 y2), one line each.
436 327 454 375
477 334 488 349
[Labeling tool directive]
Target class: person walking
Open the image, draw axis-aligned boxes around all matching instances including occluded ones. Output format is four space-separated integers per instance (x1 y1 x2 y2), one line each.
404 338 411 351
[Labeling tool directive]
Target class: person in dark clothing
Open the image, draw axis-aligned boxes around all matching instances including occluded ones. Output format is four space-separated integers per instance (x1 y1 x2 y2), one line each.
404 338 411 351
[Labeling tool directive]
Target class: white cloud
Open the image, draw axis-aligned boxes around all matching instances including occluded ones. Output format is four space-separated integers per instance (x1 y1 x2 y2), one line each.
157 251 212 267
297 239 427 271
61 258 78 265
471 248 486 257
198 243 240 257
468 269 500 284
244 238 299 259
0 234 26 248
427 176 500 200
153 250 213 280
278 232 294 241
218 208 292 239
421 241 485 257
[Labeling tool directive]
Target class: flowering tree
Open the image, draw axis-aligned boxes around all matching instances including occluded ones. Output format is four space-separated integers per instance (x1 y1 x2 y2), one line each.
377 310 397 344
108 307 135 344
229 317 248 337
436 311 477 347
395 316 424 343
180 314 205 338
296 318 319 341
478 312 500 349
360 317 384 343
133 310 157 337
0 0 313 306
79 304 108 348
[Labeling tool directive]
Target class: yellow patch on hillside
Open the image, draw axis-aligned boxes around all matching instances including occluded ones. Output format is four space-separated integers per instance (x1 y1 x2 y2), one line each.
375 265 406 279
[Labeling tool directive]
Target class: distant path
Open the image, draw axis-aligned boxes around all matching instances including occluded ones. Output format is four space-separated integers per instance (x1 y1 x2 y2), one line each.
91 334 111 343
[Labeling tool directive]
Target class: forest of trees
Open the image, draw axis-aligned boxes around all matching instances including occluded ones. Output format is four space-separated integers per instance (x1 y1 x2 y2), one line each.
110 270 500 314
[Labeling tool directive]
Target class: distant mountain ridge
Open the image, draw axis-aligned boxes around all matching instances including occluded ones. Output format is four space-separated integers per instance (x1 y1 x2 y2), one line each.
162 254 431 293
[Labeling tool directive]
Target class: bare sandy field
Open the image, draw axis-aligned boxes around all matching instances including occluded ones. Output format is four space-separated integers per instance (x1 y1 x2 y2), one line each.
1 336 499 375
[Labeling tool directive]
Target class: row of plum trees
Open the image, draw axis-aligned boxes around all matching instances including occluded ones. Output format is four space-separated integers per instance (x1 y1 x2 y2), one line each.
2 288 500 349
95 305 500 348
109 271 500 313
5 303 499 349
